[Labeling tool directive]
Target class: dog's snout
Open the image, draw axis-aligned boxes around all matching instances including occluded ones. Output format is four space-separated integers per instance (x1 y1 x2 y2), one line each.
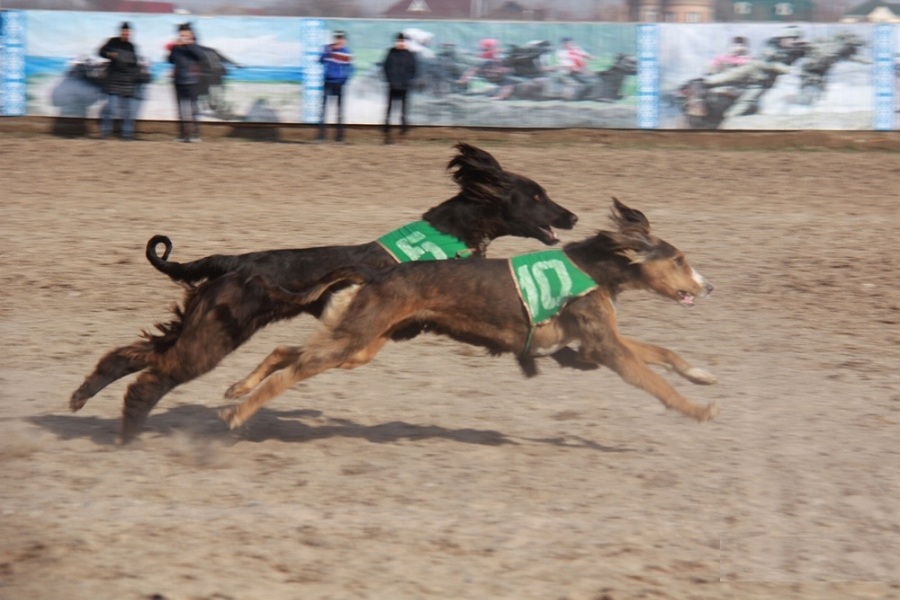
692 268 713 296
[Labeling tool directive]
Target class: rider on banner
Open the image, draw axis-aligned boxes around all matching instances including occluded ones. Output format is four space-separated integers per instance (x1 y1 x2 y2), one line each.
698 25 809 119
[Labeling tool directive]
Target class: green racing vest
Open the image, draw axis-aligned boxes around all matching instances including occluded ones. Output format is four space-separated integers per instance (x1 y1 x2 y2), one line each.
509 249 597 326
377 220 474 263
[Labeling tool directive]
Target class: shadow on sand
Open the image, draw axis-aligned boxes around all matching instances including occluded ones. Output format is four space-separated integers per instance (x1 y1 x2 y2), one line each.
26 404 635 453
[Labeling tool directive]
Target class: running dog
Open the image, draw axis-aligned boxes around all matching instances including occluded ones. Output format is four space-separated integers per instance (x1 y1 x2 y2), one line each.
219 199 719 432
70 143 578 443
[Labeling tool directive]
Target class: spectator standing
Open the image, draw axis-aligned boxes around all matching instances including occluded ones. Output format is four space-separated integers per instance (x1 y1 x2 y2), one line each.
167 24 205 143
381 33 418 145
317 31 353 143
98 22 140 140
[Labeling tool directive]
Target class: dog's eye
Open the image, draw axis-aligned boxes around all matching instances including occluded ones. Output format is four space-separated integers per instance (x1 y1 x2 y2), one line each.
533 194 543 202
674 256 686 267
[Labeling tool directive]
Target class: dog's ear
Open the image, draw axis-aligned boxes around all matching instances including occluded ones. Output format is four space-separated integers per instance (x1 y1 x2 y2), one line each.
448 142 508 203
610 197 651 235
451 142 504 171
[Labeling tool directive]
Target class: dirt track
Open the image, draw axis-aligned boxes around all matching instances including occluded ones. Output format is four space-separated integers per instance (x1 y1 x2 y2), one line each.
1 125 899 599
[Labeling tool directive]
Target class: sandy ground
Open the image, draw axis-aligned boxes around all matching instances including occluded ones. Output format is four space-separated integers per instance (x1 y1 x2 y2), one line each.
1 127 899 600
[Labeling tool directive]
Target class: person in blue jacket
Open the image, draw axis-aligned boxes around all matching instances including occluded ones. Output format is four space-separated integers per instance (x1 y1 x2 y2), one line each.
317 31 354 143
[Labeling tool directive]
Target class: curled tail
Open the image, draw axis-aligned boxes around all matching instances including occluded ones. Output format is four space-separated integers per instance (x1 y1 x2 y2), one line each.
146 235 243 286
250 266 368 308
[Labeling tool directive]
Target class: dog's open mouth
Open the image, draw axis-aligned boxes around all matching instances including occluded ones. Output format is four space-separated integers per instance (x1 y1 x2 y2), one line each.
678 291 696 307
539 226 560 245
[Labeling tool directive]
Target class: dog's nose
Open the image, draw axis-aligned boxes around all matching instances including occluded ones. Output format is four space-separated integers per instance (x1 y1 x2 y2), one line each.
704 281 714 295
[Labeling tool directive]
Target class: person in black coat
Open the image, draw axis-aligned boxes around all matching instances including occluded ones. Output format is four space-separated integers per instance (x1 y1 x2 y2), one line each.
382 33 418 144
98 22 140 139
167 24 205 142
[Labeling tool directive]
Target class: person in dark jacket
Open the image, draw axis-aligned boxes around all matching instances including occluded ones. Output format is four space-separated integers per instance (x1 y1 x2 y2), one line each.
317 31 353 143
381 32 418 144
167 24 205 142
98 22 140 140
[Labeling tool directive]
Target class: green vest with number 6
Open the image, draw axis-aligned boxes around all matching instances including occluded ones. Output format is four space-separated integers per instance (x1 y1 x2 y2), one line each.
377 220 474 263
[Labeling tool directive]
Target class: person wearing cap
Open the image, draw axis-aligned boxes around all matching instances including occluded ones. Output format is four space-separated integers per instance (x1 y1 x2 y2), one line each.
167 24 205 142
381 32 418 144
317 31 354 143
98 21 140 140
759 25 808 65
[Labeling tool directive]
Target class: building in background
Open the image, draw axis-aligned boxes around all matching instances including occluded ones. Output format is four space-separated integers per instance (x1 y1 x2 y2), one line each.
628 0 715 22
382 0 485 19
717 0 814 21
0 0 870 22
840 0 900 22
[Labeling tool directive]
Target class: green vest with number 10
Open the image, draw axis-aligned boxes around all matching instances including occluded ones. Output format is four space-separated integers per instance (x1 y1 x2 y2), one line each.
510 250 597 325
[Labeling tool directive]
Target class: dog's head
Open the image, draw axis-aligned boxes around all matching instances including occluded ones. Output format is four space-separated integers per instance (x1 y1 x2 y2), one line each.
444 142 578 246
573 198 712 306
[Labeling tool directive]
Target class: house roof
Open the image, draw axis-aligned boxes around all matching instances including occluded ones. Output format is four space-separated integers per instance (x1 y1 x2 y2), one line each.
113 0 175 12
382 0 476 19
844 0 900 16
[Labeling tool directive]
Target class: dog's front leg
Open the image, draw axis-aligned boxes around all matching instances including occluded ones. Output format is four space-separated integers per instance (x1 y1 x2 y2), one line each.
549 347 600 371
583 340 719 422
224 345 303 400
621 338 716 385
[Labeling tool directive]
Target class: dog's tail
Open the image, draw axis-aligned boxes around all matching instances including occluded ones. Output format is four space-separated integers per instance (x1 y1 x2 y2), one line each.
146 235 244 286
249 266 368 308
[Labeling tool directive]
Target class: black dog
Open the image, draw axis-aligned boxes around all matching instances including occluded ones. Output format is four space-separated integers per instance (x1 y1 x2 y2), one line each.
70 142 578 443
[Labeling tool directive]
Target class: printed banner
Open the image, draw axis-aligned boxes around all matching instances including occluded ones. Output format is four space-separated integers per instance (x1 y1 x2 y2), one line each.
872 24 895 131
25 10 302 123
659 23 877 130
14 11 900 130
319 19 639 129
636 24 659 129
1 10 28 116
301 18 327 124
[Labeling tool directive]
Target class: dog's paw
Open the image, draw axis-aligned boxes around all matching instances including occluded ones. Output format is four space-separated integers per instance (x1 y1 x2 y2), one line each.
218 406 242 430
684 367 717 385
69 393 87 412
69 384 93 412
696 400 720 422
224 382 249 400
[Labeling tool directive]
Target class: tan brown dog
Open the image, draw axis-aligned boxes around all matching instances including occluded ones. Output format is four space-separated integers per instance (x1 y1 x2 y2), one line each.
219 199 719 432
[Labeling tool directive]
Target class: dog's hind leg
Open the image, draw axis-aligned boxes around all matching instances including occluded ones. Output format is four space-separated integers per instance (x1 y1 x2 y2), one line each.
120 369 179 444
220 336 388 430
70 344 151 411
224 345 303 400
621 338 717 385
